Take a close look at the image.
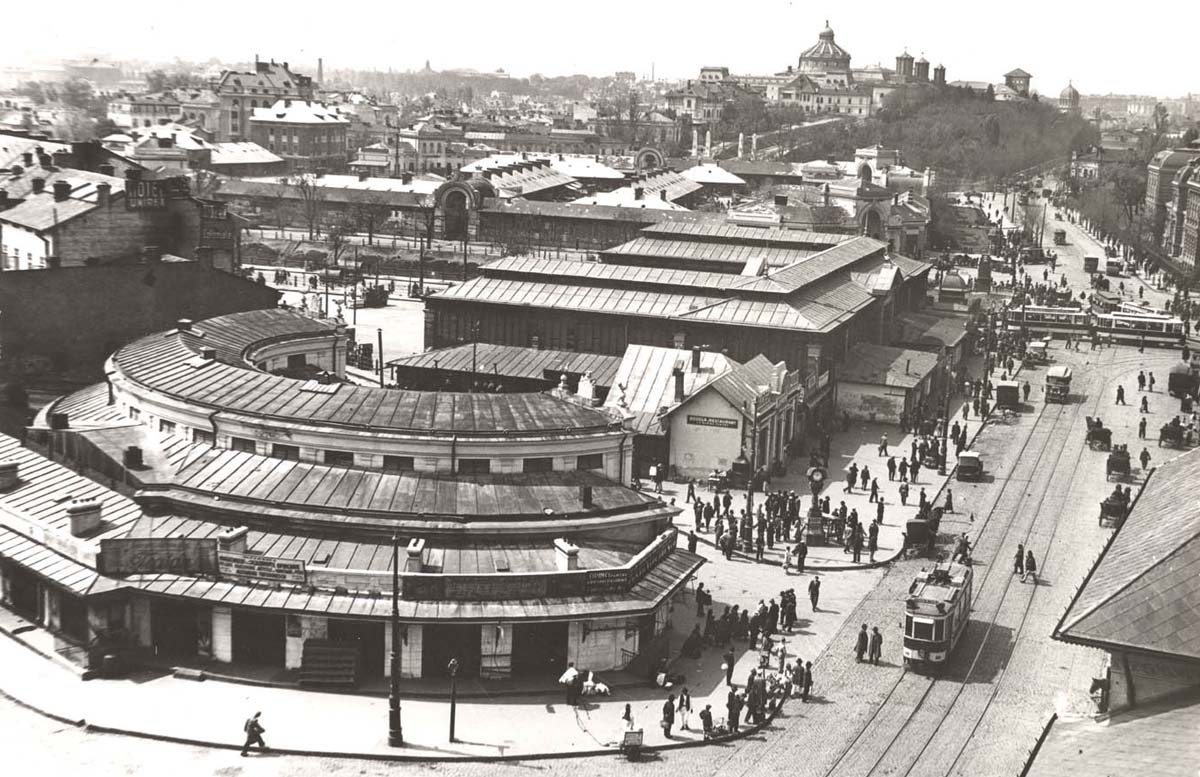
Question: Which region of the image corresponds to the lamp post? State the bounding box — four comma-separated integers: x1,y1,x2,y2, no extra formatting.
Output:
447,657,460,742
387,533,403,746
938,358,952,476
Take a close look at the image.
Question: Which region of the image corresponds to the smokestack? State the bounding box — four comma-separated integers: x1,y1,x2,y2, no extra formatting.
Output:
691,346,701,373
52,180,72,202
318,57,324,84
673,366,685,402
31,177,45,194
21,152,33,167
96,182,111,207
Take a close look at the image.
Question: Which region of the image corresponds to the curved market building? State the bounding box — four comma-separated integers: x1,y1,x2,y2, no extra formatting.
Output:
0,309,700,682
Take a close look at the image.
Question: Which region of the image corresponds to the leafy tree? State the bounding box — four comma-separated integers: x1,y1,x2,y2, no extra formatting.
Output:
16,81,47,104
1183,126,1199,146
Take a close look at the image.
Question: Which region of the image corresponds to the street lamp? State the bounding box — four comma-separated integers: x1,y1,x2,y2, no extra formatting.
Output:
447,657,460,742
387,533,403,746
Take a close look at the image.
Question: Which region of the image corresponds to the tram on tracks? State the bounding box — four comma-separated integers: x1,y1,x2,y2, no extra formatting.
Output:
1004,305,1184,347
1004,306,1091,338
1094,311,1185,346
903,562,973,669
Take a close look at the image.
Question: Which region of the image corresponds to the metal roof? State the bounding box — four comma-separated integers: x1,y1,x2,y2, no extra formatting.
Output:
604,345,737,435
112,310,618,437
838,343,940,388
481,255,737,291
388,343,622,388
602,236,818,269
107,548,702,622
639,221,849,248
1055,447,1200,661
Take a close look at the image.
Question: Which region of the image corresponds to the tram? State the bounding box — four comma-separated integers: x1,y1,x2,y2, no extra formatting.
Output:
903,562,973,669
1005,306,1091,338
1093,311,1185,347
1089,289,1122,315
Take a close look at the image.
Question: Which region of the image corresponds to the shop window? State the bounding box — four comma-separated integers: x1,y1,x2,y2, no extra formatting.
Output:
458,458,491,475
383,455,414,473
324,450,355,467
523,457,553,473
272,444,300,461
577,453,604,471
230,437,257,453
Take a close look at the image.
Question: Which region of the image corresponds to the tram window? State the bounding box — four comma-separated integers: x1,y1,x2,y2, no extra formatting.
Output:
934,620,946,642
912,621,934,641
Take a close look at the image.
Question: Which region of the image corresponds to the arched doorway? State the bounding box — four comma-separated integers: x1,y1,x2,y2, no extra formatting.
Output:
863,209,884,240
858,164,873,185
443,190,468,240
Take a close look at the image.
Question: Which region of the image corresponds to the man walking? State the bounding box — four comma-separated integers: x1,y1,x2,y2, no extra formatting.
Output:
661,694,676,739
796,538,808,574
723,649,736,686
898,457,909,482
808,576,821,611
887,456,897,481
1138,416,1147,439
878,433,889,457
802,661,814,702
241,712,268,757
1140,447,1152,471
1116,385,1126,405
869,626,883,665
855,624,869,662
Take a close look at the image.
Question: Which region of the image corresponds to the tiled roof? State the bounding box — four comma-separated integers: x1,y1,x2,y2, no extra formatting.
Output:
0,195,95,231
1054,446,1200,661
1024,690,1200,777
250,100,347,125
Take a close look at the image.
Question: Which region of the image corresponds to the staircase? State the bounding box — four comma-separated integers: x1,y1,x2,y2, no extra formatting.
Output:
299,639,360,688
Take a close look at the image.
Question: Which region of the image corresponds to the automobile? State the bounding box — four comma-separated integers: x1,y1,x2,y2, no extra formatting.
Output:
1053,229,1067,245
1045,365,1072,402
1024,340,1050,366
995,380,1022,409
1084,256,1100,273
956,451,984,481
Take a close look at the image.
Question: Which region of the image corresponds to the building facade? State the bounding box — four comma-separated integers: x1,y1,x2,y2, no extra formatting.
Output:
213,59,315,142
248,100,349,173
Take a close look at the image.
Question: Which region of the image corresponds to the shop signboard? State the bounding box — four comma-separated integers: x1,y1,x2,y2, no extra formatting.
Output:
686,414,738,429
98,537,219,575
217,550,307,585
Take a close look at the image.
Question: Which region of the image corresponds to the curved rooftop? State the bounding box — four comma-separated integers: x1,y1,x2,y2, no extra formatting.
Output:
109,309,620,437
799,21,851,69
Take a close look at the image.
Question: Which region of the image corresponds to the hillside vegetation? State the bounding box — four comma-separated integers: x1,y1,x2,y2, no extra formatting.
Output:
788,86,1099,185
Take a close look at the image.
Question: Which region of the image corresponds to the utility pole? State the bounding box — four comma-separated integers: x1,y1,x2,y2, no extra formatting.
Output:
387,534,403,746
746,395,760,520
377,328,385,387
447,658,460,742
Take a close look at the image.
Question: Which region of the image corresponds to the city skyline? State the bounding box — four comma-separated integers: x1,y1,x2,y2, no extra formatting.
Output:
3,0,1199,98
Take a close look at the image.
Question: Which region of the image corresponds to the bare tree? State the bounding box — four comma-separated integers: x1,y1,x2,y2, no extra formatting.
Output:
292,174,325,240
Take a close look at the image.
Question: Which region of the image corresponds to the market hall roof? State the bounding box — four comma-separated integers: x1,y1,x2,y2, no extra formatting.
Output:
1054,446,1200,662
605,345,737,435
799,21,852,65
110,309,621,437
389,343,623,389
602,236,822,271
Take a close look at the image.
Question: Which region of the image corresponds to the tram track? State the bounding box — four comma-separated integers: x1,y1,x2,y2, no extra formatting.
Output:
820,344,1132,777
817,392,1074,777
854,349,1116,777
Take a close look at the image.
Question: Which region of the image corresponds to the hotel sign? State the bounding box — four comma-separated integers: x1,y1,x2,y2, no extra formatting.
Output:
218,550,307,586
686,415,739,429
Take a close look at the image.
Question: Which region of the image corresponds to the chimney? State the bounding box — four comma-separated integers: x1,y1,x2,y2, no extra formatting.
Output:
49,412,69,430
123,446,144,468
21,152,33,166
96,182,111,207
553,538,580,571
0,189,7,209
67,500,104,537
405,538,425,572
217,526,249,553
401,172,413,184
577,371,595,403
98,163,115,177
0,460,19,490
31,177,45,194
9,165,22,177
53,180,72,202
51,149,72,168
358,170,369,181
201,347,217,360
37,152,52,168
176,318,193,331
660,189,668,201
905,359,911,375
579,485,594,509
673,366,685,402
633,185,643,200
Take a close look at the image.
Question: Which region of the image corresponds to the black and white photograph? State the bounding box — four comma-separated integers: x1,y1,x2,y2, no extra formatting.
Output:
0,2,1196,775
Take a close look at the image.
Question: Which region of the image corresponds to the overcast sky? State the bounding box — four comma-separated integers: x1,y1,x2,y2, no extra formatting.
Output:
6,0,1197,97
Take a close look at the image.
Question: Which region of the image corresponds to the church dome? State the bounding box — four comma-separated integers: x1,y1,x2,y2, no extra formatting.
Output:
799,20,852,72
1060,81,1079,100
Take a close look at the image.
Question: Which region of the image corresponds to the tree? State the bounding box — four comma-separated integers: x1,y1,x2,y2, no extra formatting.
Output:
291,174,325,240
146,69,169,93
984,84,995,101
16,81,47,104
1183,126,1199,147
60,78,95,111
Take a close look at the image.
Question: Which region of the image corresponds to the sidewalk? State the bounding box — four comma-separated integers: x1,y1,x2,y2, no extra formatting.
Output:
666,409,981,572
